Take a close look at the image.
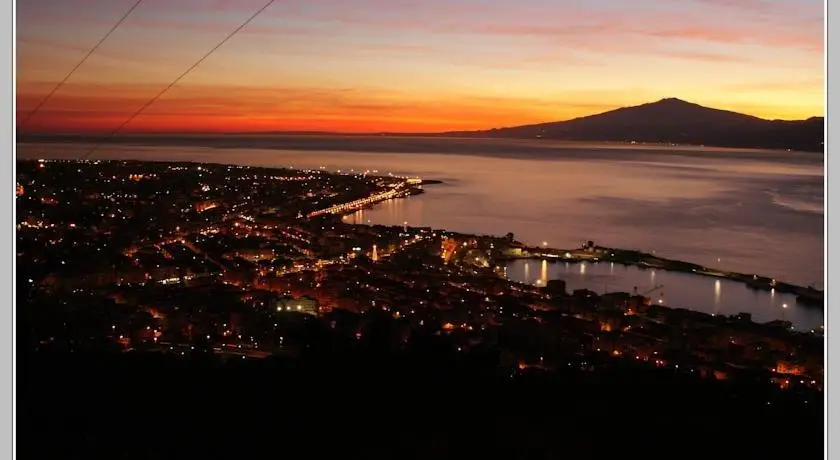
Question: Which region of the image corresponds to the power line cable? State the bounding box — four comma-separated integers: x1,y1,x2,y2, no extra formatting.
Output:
18,0,145,129
80,0,277,160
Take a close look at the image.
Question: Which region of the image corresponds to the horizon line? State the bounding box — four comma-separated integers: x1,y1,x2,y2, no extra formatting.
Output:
14,97,824,137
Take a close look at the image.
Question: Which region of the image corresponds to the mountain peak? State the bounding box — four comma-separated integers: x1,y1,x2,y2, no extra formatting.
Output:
455,97,824,152
610,98,708,115
611,97,743,121
653,97,692,106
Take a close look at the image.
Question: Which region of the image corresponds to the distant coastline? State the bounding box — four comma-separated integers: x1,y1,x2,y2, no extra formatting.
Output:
15,134,823,156
16,98,825,153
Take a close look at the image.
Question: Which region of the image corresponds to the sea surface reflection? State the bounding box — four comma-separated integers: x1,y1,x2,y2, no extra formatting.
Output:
505,259,823,331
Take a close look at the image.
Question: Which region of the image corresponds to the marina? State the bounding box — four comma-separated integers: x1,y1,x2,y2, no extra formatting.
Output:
504,258,823,331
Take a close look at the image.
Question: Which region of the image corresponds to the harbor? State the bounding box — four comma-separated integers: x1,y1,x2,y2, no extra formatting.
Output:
504,257,823,331
436,235,823,331
493,241,824,309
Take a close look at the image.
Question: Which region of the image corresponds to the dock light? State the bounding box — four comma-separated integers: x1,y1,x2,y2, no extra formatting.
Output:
542,241,548,247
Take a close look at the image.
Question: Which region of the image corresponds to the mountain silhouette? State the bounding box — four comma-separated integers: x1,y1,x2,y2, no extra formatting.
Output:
445,98,824,152
18,98,823,152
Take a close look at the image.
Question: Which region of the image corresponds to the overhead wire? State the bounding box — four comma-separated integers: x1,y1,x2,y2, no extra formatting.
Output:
18,0,145,129
80,0,278,161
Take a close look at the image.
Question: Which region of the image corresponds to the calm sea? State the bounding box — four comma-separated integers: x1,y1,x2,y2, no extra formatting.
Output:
17,136,824,328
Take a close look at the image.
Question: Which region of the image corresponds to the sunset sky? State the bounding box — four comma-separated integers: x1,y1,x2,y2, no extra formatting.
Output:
16,0,825,134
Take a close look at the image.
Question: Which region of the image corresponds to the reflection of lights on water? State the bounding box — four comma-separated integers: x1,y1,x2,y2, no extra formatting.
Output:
713,280,721,315
524,262,530,281
540,260,548,285
610,262,614,274
580,263,586,275
650,270,656,282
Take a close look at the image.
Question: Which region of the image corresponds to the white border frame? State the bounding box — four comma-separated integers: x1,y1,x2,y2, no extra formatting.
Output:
4,0,14,458
825,0,835,458
3,0,833,459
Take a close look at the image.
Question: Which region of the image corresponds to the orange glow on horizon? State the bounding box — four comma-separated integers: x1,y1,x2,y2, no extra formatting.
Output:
15,0,824,134
15,83,823,134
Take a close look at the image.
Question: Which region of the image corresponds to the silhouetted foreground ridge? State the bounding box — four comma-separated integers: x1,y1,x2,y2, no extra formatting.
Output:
21,342,822,460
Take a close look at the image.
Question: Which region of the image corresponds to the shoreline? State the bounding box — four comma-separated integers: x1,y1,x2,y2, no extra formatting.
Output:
16,158,821,309
321,178,443,217
326,179,822,310
357,223,823,331
17,134,824,154
340,180,821,309
370,220,822,310
338,178,822,310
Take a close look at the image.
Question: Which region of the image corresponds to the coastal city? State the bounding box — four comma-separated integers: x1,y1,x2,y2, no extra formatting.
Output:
17,159,823,400
13,0,827,456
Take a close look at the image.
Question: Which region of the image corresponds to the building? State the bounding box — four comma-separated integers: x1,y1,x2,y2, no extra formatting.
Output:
545,279,567,296
776,360,806,376
194,200,219,213
276,295,319,316
228,248,275,262
441,237,459,263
